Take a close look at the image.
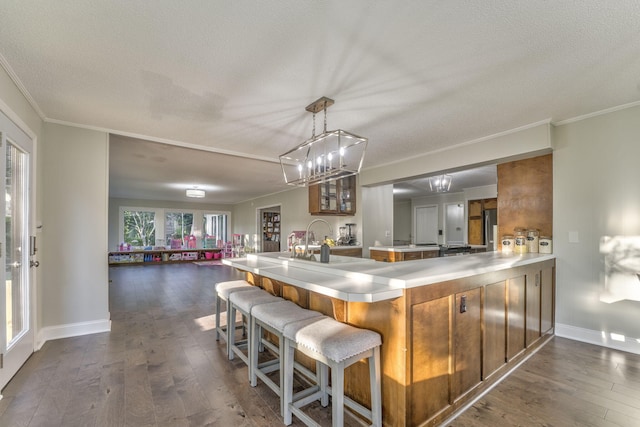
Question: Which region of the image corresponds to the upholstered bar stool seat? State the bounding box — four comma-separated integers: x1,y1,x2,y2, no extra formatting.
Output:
249,300,323,415
282,316,382,427
215,280,254,345
227,288,282,366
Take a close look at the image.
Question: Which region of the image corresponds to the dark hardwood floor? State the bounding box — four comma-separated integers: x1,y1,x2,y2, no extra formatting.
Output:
0,264,638,426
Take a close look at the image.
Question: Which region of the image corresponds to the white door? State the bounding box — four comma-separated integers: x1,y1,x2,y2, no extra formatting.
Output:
0,111,34,391
415,205,438,244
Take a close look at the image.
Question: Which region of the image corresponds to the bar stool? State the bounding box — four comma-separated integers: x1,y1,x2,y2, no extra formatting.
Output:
282,316,382,427
215,280,254,346
249,300,323,416
227,288,282,368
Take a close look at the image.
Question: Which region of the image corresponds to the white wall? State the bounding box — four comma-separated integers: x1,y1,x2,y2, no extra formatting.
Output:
393,200,412,244
362,185,394,257
553,105,640,353
39,123,111,345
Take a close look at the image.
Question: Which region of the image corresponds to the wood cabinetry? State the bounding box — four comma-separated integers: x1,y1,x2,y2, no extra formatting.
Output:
309,176,356,215
246,257,555,426
468,198,497,245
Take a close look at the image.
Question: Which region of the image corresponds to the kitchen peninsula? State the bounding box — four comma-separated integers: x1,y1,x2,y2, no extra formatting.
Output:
223,251,555,426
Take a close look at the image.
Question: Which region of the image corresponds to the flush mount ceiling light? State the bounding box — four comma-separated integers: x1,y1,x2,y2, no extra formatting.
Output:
186,187,205,198
279,96,368,186
429,174,452,192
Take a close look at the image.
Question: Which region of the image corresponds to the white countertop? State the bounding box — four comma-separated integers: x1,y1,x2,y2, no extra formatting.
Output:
223,251,555,303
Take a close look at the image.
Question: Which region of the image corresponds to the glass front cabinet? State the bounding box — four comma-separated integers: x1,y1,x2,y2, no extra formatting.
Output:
308,176,356,216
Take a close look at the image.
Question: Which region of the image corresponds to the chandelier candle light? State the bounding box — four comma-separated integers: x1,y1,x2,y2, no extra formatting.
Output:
279,97,368,186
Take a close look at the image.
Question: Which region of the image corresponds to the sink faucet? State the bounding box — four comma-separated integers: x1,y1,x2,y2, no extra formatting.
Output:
300,219,333,260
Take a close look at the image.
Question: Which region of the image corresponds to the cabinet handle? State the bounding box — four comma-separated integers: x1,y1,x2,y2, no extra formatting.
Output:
460,295,467,313
536,273,539,286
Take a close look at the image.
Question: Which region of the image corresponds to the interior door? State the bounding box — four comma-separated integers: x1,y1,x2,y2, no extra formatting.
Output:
0,111,34,391
415,205,438,244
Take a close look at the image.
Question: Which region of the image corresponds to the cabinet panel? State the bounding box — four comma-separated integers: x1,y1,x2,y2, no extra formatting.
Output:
468,200,483,217
541,266,554,334
411,296,452,425
403,251,422,261
507,275,526,360
468,219,483,245
526,271,542,347
483,281,506,379
422,250,439,259
453,288,482,400
369,250,389,262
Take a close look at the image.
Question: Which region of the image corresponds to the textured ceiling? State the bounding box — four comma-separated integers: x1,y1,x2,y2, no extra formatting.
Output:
1,1,639,203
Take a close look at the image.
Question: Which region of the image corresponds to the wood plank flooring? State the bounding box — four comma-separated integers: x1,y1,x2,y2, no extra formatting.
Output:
0,263,638,426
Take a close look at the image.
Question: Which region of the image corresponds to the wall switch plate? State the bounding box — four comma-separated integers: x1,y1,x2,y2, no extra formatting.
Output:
385,230,391,237
569,231,580,243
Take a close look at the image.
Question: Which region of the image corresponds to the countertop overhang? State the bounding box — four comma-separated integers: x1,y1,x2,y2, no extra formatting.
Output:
223,251,555,303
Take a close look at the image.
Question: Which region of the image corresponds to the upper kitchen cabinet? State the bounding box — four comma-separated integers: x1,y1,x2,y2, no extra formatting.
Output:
309,176,356,215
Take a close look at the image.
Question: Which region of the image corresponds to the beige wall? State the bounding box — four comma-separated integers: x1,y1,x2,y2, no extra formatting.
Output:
553,105,640,352
40,123,110,341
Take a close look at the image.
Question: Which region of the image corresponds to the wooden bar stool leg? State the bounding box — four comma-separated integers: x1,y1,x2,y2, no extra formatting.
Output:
331,360,345,427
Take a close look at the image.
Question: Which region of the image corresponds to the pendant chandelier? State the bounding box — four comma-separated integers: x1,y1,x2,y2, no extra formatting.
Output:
279,97,367,186
429,174,452,192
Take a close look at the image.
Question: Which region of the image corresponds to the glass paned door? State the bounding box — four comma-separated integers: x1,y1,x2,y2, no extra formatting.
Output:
0,111,33,392
5,140,27,344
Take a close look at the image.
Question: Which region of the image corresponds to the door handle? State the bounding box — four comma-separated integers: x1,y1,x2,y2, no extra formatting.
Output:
30,260,39,268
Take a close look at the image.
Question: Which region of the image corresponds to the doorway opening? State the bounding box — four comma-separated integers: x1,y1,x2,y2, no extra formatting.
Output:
258,205,281,252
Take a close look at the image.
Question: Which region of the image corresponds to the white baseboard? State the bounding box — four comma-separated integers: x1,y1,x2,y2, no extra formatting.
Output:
36,318,111,350
555,323,640,355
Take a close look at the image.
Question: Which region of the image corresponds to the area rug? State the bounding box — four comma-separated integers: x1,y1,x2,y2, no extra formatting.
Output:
193,260,224,266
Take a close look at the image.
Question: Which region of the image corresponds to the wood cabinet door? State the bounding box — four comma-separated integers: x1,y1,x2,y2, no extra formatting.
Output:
468,218,483,245
526,271,542,347
403,251,422,261
453,288,482,400
369,250,389,262
483,281,506,379
468,200,483,217
507,275,526,360
422,250,439,258
411,296,452,425
483,198,497,209
540,266,554,335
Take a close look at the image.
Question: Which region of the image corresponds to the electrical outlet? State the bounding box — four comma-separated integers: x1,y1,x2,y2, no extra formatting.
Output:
385,230,391,237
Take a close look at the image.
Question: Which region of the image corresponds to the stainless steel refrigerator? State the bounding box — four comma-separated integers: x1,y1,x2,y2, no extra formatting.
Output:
484,208,498,251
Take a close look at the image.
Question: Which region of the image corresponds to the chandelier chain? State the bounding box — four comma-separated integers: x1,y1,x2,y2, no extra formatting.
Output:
323,100,328,133
312,112,316,138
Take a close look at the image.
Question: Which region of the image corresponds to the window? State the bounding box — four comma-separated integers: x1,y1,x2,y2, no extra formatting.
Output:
123,210,156,247
165,212,194,247
203,213,228,245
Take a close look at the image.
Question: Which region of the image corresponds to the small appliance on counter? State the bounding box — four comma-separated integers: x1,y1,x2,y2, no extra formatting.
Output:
336,223,358,246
